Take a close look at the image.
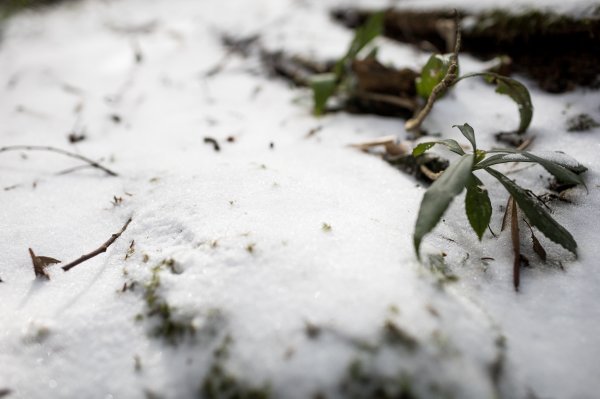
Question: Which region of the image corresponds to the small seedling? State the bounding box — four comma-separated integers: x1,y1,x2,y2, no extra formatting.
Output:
406,14,533,135
413,123,587,289
200,335,270,399
309,12,384,115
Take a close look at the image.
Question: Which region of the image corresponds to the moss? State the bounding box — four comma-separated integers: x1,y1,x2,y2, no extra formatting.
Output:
424,253,459,285
130,258,196,345
382,320,418,351
200,336,271,399
339,360,419,399
566,113,600,132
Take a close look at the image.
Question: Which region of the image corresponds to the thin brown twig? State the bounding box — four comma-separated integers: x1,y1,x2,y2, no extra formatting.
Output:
405,11,461,132
0,145,118,177
62,217,133,272
510,197,521,291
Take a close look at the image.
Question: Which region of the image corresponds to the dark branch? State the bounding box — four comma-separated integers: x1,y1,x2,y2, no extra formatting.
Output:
0,145,118,177
62,217,133,272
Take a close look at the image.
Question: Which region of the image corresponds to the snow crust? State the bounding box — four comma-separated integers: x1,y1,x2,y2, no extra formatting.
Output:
1,0,599,398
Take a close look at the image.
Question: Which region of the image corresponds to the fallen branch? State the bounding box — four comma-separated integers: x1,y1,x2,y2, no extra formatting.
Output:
62,217,133,272
405,11,461,132
0,145,118,177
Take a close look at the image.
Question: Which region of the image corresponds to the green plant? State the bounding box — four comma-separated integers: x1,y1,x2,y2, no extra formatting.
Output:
309,13,533,139
413,123,587,289
309,12,384,115
406,18,533,135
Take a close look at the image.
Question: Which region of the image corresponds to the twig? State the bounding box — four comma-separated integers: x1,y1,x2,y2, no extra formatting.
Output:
516,135,535,151
55,164,95,176
349,135,408,156
405,11,461,132
62,218,133,272
419,164,442,181
0,145,118,177
203,137,221,152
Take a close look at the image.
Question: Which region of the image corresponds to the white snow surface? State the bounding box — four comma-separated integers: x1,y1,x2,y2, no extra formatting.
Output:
1,0,599,398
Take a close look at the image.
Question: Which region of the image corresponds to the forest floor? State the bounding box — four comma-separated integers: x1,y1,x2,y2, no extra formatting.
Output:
1,0,599,398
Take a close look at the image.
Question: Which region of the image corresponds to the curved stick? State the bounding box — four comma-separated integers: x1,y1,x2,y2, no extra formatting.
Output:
0,145,118,177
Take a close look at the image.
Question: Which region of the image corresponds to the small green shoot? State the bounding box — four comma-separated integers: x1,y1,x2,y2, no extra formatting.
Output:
309,12,384,115
309,73,337,116
413,123,587,288
407,15,534,135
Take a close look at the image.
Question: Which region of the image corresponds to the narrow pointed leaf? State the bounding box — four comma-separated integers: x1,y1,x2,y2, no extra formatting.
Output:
526,226,547,262
465,174,492,240
455,72,533,134
309,73,337,116
334,11,384,78
474,153,520,169
520,151,586,187
453,124,477,152
414,154,474,257
412,139,465,157
476,150,588,174
485,168,577,254
476,150,586,186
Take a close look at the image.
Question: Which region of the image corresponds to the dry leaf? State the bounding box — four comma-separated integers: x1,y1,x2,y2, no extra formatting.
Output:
524,219,547,262
29,248,61,280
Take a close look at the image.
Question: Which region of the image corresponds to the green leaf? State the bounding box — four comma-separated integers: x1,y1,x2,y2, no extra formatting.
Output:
465,174,492,240
520,151,586,187
474,153,517,169
412,139,465,157
309,73,337,116
453,123,477,152
476,150,587,186
334,11,384,78
416,54,452,99
485,167,577,254
414,154,475,258
476,151,587,173
455,72,533,134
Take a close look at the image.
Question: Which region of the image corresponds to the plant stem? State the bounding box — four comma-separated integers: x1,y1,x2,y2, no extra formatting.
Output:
510,197,521,291
0,145,118,177
405,11,461,132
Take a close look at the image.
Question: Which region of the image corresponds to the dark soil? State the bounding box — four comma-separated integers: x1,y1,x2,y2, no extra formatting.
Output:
331,8,600,93
260,50,417,118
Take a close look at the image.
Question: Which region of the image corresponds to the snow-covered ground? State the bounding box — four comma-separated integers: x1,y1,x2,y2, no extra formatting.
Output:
1,1,599,398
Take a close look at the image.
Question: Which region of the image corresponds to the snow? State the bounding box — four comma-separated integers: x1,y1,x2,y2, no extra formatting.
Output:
1,0,599,398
